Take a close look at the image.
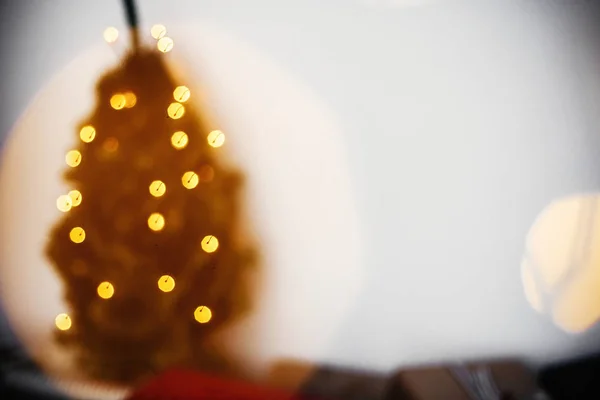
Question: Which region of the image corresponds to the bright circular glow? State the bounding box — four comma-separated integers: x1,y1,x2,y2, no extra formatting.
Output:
103,27,119,43
124,92,137,108
68,190,82,207
148,212,165,232
151,24,167,40
173,86,191,103
55,313,72,331
201,235,219,253
149,180,166,197
97,281,114,299
56,195,72,212
79,125,96,143
110,94,126,110
207,130,225,148
167,102,185,119
157,36,174,53
65,150,82,167
181,171,199,189
69,227,85,243
171,131,188,149
194,306,212,324
158,275,175,292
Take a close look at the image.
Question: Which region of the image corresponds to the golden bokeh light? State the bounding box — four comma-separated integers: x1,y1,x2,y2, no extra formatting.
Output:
149,180,166,197
207,130,225,148
97,281,115,299
103,27,119,43
201,235,219,253
68,190,82,207
173,86,191,103
124,91,137,108
181,171,199,189
103,137,119,152
56,195,73,212
110,93,126,110
79,125,96,143
171,131,188,149
148,212,165,231
194,306,212,324
151,24,167,40
157,36,174,53
198,165,214,182
158,275,175,292
167,102,185,119
69,227,86,243
55,313,72,331
65,150,82,167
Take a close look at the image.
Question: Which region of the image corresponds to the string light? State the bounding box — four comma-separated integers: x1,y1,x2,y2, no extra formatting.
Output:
110,94,126,110
69,227,86,243
65,150,82,167
181,171,199,189
198,165,214,182
157,36,174,53
79,125,96,143
207,130,225,148
149,180,166,197
103,27,119,43
201,235,219,253
97,281,114,299
173,86,191,103
124,91,137,108
56,195,73,212
68,190,82,207
158,275,175,292
167,102,185,119
151,24,167,40
103,137,119,152
55,313,72,331
171,131,188,149
194,306,212,324
148,212,165,231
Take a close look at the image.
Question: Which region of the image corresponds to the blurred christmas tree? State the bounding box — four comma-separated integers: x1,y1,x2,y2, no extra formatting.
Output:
45,28,256,384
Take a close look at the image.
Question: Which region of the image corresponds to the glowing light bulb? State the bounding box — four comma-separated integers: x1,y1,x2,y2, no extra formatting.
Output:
97,281,114,299
173,86,191,103
181,171,199,189
198,165,214,182
103,27,119,43
167,102,185,119
171,131,188,149
55,313,72,331
148,212,165,231
201,235,219,253
69,227,86,243
79,125,96,143
56,195,73,212
65,150,82,167
124,91,137,108
207,130,225,148
194,306,212,324
157,36,174,53
158,275,175,292
110,93,126,110
151,24,167,40
149,180,166,197
68,190,82,207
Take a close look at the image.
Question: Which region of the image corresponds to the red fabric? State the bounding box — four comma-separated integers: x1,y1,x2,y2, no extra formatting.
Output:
127,369,309,400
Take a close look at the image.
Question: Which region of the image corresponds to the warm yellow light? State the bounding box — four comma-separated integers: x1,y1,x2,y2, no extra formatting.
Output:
79,125,96,143
157,36,174,53
199,165,214,182
151,24,167,40
56,195,73,212
171,131,188,149
207,130,225,148
201,235,219,253
149,180,166,197
97,281,115,299
110,93,126,110
69,227,86,243
55,313,72,331
124,91,137,108
158,275,175,292
65,150,82,167
194,306,212,324
181,171,199,189
68,190,82,207
103,27,119,43
173,86,191,103
167,102,185,119
148,212,165,231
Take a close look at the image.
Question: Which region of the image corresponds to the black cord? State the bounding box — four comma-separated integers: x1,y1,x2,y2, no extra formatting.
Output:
122,0,140,50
